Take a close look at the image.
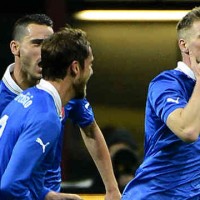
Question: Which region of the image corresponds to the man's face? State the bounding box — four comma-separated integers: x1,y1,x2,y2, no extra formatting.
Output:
74,46,94,99
186,21,200,63
17,24,54,84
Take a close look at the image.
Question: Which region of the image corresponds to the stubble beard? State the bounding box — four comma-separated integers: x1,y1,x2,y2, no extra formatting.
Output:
73,82,86,99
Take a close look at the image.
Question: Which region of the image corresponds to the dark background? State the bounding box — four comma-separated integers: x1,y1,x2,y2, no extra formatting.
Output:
0,0,199,184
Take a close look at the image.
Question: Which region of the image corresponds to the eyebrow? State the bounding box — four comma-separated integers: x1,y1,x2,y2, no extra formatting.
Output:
30,38,44,44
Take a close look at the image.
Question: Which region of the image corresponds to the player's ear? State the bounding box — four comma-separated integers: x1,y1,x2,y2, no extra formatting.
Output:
179,39,189,54
69,60,80,77
10,40,20,56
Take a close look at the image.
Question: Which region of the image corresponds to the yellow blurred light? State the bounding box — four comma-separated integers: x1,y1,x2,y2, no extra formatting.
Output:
73,10,190,21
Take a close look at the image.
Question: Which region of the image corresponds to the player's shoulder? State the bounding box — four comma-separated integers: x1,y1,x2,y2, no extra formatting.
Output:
16,88,57,114
0,79,7,92
149,69,181,88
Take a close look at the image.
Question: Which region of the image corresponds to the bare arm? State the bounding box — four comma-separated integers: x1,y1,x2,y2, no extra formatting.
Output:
45,191,83,200
167,51,200,142
80,121,121,200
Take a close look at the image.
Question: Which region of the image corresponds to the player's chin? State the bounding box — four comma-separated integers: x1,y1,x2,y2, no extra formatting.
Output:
35,68,42,76
75,89,86,99
34,73,43,81
37,72,43,78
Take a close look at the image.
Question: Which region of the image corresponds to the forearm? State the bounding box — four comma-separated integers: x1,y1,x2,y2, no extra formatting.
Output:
45,191,83,200
80,122,119,192
167,79,200,142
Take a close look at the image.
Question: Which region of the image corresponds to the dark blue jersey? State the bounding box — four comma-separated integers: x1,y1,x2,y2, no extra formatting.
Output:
122,62,200,200
0,79,62,199
0,64,95,192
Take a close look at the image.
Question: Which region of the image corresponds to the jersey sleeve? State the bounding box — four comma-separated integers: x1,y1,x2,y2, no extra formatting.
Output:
0,115,60,200
148,74,187,123
65,98,95,128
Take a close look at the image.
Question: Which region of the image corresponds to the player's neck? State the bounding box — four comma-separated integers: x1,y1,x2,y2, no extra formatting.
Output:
12,67,38,90
48,79,74,107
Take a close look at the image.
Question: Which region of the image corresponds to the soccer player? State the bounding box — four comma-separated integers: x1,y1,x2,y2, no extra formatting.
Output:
0,14,121,200
121,6,200,199
0,25,94,199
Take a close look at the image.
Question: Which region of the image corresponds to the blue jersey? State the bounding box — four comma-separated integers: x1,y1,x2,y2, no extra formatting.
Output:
0,64,95,192
122,62,200,200
0,79,62,200
0,64,22,114
44,99,95,191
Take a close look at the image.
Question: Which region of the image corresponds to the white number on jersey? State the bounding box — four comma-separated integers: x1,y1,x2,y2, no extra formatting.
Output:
0,115,9,138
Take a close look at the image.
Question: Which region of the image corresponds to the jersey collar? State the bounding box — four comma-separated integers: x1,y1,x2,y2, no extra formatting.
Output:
175,61,196,81
36,79,62,117
2,63,23,95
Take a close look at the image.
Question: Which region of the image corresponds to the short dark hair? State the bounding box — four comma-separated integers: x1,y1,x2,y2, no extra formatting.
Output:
40,25,91,80
176,6,200,40
12,13,53,41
